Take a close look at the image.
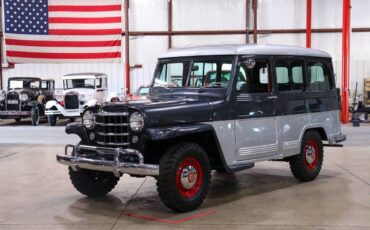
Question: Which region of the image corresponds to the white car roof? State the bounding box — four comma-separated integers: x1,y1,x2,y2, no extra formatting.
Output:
62,72,107,80
161,44,331,59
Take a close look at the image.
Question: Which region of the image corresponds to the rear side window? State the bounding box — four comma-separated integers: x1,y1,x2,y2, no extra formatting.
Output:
275,59,305,91
308,61,332,92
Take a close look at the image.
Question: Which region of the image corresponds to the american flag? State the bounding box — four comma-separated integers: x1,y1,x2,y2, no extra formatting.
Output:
4,0,122,63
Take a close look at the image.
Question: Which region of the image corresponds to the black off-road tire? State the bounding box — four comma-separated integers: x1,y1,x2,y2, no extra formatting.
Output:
289,131,323,182
68,167,119,197
69,117,76,122
157,143,211,213
14,118,21,122
31,107,39,126
48,115,57,126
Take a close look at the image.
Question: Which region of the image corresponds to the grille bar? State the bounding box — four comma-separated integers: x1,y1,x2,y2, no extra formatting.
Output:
95,111,129,147
96,122,128,126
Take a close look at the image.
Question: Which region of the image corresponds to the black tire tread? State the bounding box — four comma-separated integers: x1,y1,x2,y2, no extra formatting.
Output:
156,143,211,213
69,167,119,197
289,131,324,182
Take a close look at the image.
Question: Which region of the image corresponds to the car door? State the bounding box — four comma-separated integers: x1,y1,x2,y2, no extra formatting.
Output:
95,77,106,103
234,57,280,162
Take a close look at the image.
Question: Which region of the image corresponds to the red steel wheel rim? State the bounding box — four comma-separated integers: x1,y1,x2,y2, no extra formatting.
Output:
175,157,203,198
304,139,319,170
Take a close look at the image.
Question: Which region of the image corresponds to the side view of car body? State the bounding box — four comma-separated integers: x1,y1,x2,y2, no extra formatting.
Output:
0,77,54,125
57,45,346,212
45,73,108,126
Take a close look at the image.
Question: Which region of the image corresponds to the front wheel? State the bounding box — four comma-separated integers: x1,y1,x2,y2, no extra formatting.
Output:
48,115,57,126
289,131,323,182
31,107,39,126
69,117,76,122
14,118,21,122
157,143,211,212
69,167,119,197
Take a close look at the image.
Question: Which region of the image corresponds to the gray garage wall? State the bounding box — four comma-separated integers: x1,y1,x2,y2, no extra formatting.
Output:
2,0,370,100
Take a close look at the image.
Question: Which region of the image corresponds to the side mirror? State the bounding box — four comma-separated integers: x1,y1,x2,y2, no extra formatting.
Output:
191,65,199,72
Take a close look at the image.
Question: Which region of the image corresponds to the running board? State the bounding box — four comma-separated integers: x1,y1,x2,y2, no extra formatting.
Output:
229,163,255,172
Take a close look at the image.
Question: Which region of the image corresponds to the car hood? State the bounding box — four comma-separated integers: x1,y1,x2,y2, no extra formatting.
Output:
104,89,226,127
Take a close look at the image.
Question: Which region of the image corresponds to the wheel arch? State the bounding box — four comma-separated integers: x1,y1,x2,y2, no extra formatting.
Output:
302,126,328,141
145,125,230,172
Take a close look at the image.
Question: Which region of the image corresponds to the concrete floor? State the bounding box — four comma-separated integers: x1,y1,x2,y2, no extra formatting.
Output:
0,119,370,229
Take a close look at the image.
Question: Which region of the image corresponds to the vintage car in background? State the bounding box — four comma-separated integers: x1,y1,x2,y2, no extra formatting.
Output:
0,77,54,125
111,85,151,102
45,73,108,126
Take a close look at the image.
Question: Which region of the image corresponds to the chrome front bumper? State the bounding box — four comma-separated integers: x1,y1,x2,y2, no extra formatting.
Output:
0,110,31,116
56,144,159,177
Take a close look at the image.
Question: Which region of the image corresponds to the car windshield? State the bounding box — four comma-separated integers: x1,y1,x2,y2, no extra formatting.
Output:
137,87,150,95
63,78,95,89
8,79,40,89
153,58,234,89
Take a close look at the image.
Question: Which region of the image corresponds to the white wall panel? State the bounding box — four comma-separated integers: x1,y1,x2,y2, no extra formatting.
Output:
173,35,246,48
129,0,168,31
258,0,305,30
173,0,245,31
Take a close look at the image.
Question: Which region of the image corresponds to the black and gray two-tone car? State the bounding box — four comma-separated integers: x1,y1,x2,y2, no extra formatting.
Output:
0,77,54,125
57,45,346,212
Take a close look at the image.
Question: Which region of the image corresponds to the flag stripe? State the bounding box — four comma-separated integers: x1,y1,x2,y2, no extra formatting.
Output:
7,51,121,59
49,17,121,23
49,29,122,35
7,57,121,63
5,34,121,41
49,23,122,30
7,45,121,53
48,5,121,12
49,11,122,18
48,0,121,6
5,39,121,47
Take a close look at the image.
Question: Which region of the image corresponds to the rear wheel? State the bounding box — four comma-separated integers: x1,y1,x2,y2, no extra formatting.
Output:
31,107,39,126
69,117,76,122
14,118,21,122
289,131,323,182
48,115,57,126
69,167,119,197
157,143,211,212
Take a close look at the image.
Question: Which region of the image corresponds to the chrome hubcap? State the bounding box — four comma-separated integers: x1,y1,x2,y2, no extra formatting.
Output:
305,145,316,164
180,165,198,190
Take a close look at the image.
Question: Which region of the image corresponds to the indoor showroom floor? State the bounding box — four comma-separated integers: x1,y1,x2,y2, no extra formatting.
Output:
0,119,369,230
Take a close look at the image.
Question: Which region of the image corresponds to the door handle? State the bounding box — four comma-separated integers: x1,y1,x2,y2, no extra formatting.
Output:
267,95,278,100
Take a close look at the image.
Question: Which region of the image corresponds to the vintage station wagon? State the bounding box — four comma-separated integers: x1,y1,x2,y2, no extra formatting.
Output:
57,45,346,212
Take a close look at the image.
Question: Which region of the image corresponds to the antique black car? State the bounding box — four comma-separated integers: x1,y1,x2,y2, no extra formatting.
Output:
0,77,53,125
57,45,346,212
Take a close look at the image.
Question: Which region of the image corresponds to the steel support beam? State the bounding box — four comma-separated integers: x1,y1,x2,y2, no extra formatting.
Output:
306,0,312,48
168,0,173,48
253,0,257,43
124,0,130,95
246,0,250,43
341,0,351,123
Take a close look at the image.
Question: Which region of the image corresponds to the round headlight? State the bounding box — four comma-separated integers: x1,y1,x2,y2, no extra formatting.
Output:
79,94,86,101
0,94,5,101
82,110,95,129
129,112,144,132
55,94,63,102
20,94,28,101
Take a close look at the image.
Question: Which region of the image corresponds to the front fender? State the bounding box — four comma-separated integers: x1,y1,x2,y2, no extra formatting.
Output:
46,100,58,109
146,123,214,140
65,122,90,144
86,99,98,108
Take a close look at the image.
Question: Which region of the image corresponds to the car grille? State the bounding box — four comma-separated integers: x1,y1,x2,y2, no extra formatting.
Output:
64,94,79,109
6,92,19,111
95,112,130,146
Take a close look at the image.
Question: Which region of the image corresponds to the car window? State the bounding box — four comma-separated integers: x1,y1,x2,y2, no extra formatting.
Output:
155,62,184,87
275,59,305,92
41,81,48,90
189,60,233,88
96,78,102,88
237,59,271,93
308,61,331,92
